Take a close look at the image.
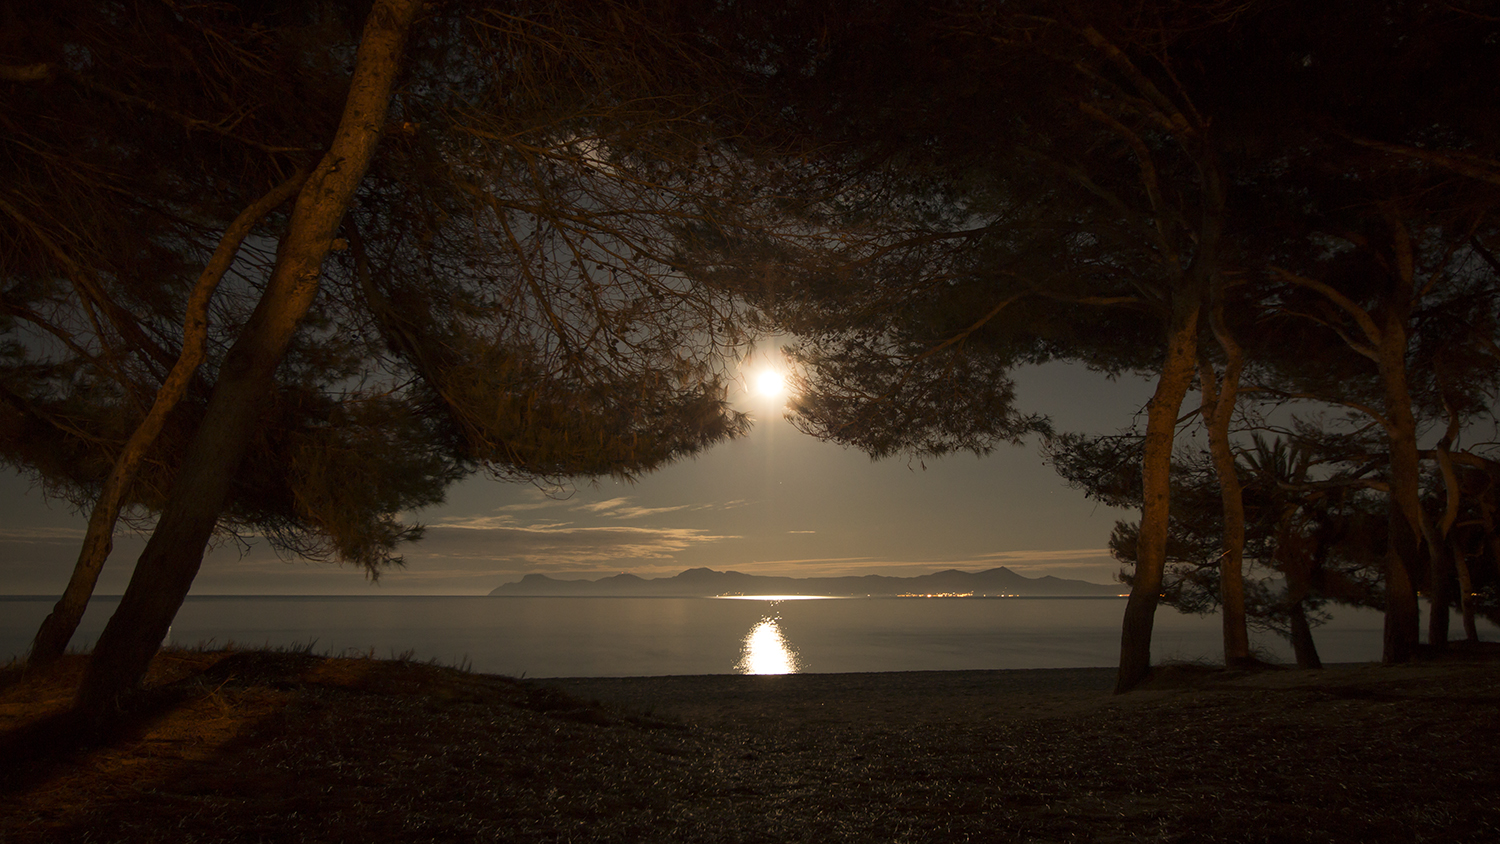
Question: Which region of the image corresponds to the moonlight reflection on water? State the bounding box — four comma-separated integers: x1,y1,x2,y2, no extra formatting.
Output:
736,616,800,674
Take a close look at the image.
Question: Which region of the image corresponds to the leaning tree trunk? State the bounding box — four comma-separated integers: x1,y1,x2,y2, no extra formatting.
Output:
1376,279,1424,664
28,172,306,668
74,0,420,716
1431,401,1479,644
1272,212,1427,663
1117,290,1201,693
1198,291,1250,667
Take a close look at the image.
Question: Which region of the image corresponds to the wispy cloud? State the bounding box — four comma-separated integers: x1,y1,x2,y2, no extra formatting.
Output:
786,530,816,534
0,526,87,542
998,558,1121,574
414,523,737,570
566,496,745,520
575,497,632,513
432,514,522,529
726,549,1118,580
611,504,696,519
748,555,875,565
493,501,562,513
974,548,1111,562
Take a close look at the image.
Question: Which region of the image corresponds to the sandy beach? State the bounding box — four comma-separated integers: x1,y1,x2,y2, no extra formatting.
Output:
3,649,1498,842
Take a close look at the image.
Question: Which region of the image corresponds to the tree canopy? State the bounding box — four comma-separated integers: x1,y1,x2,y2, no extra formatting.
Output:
2,0,785,708
7,0,1500,704
702,0,1500,687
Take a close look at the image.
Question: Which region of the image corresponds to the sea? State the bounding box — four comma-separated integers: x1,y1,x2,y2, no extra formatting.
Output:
3,595,1495,678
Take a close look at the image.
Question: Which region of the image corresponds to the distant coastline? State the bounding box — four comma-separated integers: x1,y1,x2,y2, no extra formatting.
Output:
488,566,1125,598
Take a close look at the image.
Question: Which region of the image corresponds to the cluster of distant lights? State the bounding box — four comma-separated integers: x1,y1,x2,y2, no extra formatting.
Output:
897,592,988,598
718,592,1077,599
716,592,1133,599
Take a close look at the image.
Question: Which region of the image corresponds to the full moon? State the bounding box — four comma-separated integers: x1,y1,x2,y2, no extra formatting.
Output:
754,369,785,398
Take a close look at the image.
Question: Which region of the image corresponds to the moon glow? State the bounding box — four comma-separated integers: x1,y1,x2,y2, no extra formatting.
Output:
754,369,785,398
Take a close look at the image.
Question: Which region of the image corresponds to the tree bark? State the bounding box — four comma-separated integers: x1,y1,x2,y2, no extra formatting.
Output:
1287,597,1323,669
1430,398,1476,645
74,0,421,715
1375,232,1424,664
1276,217,1425,664
1198,292,1251,667
1456,544,1479,642
1116,289,1201,693
28,172,306,668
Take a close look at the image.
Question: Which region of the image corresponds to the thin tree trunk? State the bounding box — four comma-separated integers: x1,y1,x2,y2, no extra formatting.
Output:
1431,395,1476,645
1424,497,1453,649
1427,561,1452,648
1272,213,1425,663
74,0,420,716
1455,544,1479,642
1474,495,1500,644
1287,597,1323,669
1380,367,1424,663
1198,291,1250,667
1117,290,1201,693
1377,253,1423,664
28,172,306,668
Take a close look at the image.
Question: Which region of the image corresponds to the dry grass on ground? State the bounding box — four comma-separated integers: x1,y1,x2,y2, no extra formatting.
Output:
2,647,1498,843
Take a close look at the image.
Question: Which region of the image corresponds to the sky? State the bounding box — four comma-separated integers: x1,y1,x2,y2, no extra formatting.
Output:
0,360,1157,596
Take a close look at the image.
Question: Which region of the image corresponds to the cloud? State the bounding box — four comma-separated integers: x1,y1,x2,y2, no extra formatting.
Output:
0,526,87,542
575,497,631,513
565,496,743,520
997,558,1120,574
610,504,696,519
432,514,524,529
786,530,816,534
723,549,1119,581
412,523,737,571
974,548,1111,562
493,501,562,513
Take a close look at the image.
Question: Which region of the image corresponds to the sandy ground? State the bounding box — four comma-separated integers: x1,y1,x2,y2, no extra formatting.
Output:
544,658,1493,724
544,666,1122,725
2,648,1498,842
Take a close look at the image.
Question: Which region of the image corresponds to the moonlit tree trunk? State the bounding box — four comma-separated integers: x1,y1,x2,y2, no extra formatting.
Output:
1375,246,1424,664
28,173,306,668
75,0,421,715
1117,290,1201,693
1272,217,1425,665
1429,400,1479,645
1198,292,1251,667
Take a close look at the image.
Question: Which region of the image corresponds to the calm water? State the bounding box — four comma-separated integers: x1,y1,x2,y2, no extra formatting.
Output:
3,595,1493,677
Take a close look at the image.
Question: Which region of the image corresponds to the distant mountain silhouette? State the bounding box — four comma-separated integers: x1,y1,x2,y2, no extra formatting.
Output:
488,566,1123,597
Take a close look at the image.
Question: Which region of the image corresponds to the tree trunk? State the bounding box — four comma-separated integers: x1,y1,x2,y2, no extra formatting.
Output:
1456,544,1479,642
1426,533,1452,649
1117,290,1201,693
1473,498,1500,645
1198,292,1250,667
74,0,420,716
1431,404,1475,645
1377,304,1423,664
1287,597,1323,669
28,172,306,668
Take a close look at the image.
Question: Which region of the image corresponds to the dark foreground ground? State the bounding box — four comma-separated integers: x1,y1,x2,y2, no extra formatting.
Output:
1,647,1498,843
